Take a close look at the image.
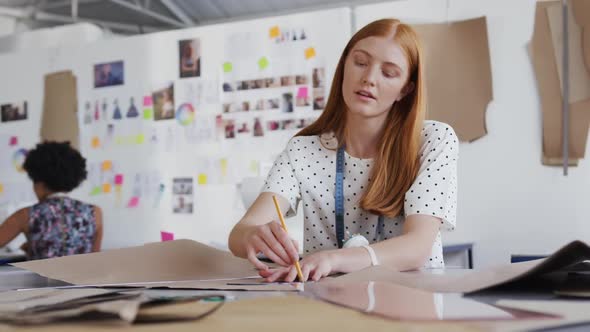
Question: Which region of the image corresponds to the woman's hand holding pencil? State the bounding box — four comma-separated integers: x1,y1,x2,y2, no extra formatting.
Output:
240,195,300,274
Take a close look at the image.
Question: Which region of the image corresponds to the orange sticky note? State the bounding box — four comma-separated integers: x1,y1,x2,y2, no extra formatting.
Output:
102,183,112,193
101,160,113,171
198,173,207,185
91,137,100,148
305,47,316,59
269,26,280,38
0,183,4,194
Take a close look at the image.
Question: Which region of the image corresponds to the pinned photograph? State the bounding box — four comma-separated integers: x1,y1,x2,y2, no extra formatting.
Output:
94,61,124,88
237,81,249,91
83,101,92,124
253,118,264,137
224,119,236,139
296,95,310,107
112,99,122,120
237,121,250,134
295,75,308,85
152,84,175,120
313,88,325,110
265,77,280,88
179,38,201,78
281,93,294,113
172,177,193,214
1,102,28,122
267,98,280,109
281,119,296,130
127,97,139,118
255,99,265,111
267,120,280,131
313,68,325,88
280,76,295,86
222,82,234,92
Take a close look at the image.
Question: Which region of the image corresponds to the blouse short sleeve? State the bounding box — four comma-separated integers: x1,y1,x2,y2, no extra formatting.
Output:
262,139,301,217
404,121,459,231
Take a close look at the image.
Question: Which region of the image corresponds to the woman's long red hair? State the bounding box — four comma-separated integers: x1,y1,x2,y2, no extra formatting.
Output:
296,19,426,218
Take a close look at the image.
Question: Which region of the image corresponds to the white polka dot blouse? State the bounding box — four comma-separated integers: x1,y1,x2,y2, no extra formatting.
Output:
263,120,458,268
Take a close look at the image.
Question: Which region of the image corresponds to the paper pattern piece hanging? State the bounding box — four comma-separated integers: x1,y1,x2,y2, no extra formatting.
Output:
531,0,590,165
41,71,79,150
413,17,493,142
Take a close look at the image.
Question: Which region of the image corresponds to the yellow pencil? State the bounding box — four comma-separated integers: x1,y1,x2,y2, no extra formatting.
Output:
272,195,304,282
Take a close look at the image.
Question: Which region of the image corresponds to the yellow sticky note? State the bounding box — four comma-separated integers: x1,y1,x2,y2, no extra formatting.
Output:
136,134,145,144
102,183,112,193
143,109,153,120
0,183,4,195
305,47,316,59
220,158,228,177
90,186,102,196
91,136,100,149
198,173,208,185
101,160,113,171
223,62,233,73
269,26,280,38
258,56,269,70
249,160,259,173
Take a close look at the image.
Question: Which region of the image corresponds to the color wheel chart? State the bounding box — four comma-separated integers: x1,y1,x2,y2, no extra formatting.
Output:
13,148,28,173
176,103,195,126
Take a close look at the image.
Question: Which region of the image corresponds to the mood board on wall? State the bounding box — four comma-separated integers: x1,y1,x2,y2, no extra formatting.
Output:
0,8,351,250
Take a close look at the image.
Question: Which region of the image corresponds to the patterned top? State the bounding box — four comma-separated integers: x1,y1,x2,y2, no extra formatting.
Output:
27,196,97,260
263,120,458,268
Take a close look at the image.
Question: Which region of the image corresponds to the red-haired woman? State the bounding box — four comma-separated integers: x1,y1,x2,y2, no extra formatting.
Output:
229,19,458,282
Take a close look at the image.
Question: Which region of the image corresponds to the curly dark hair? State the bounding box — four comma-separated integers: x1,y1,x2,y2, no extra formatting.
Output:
23,141,88,192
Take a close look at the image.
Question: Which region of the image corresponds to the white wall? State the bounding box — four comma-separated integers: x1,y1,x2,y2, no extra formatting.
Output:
356,0,590,267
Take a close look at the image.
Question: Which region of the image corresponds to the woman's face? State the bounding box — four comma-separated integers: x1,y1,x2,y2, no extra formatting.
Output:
342,36,412,119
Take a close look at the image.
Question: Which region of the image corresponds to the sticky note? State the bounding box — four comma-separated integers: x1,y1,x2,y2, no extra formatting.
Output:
223,62,233,73
91,136,100,149
161,231,174,242
102,183,112,193
114,174,124,185
249,160,259,174
198,173,207,185
143,109,153,120
90,186,102,196
220,158,228,176
127,196,140,208
101,160,113,171
9,136,17,146
136,134,145,144
0,183,4,194
305,47,316,59
297,86,308,98
258,56,269,70
143,96,152,106
269,25,280,38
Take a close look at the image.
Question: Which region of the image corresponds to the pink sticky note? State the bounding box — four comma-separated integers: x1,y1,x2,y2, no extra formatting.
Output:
9,136,18,146
160,231,174,242
143,96,153,106
127,196,140,208
297,86,308,98
114,174,124,185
